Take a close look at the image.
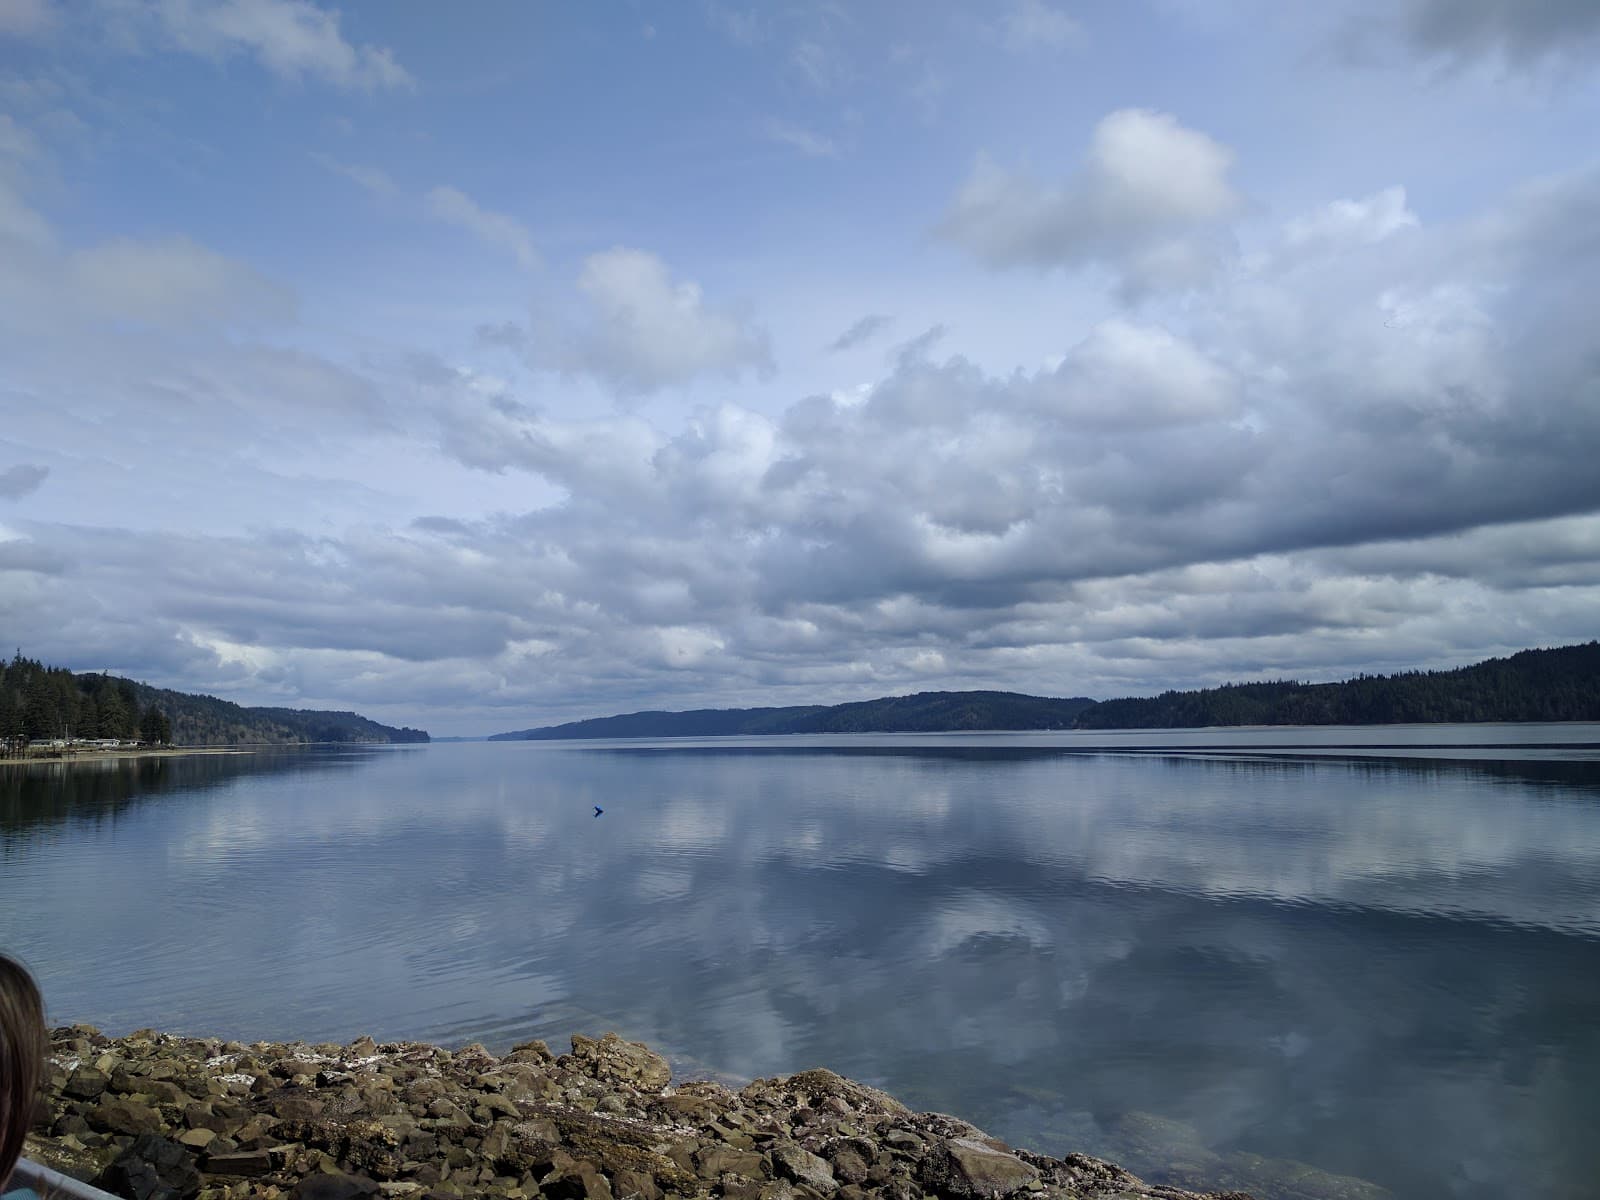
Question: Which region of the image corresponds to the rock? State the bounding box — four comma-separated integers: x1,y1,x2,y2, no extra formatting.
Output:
611,1168,663,1200
826,1146,869,1185
771,1143,836,1193
91,1097,164,1137
206,1150,275,1177
65,1066,111,1100
567,1034,672,1092
693,1144,766,1180
177,1128,217,1149
543,1162,614,1200
94,1133,203,1200
919,1138,1040,1200
292,1173,381,1200
273,1092,327,1122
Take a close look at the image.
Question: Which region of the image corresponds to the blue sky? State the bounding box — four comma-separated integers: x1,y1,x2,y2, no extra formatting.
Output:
2,0,1599,734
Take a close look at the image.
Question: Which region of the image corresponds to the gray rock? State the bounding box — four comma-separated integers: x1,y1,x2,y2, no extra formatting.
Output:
64,1066,110,1100
772,1142,836,1192
694,1144,766,1180
919,1137,1040,1199
94,1133,203,1200
90,1097,163,1137
568,1033,672,1091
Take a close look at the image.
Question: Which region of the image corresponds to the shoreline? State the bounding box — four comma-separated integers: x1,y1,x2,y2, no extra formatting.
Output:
26,1026,1270,1200
0,745,254,766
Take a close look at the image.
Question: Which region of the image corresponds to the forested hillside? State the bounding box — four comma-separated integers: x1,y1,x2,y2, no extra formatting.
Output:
492,690,1098,740
1076,642,1600,728
0,653,428,748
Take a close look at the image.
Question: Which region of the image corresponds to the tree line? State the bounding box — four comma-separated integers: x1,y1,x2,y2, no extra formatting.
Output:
1075,641,1600,729
1,653,172,750
1,651,428,751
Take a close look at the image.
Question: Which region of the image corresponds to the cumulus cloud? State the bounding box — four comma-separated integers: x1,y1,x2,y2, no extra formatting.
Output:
1032,320,1237,430
514,248,773,395
0,463,48,499
938,108,1240,297
829,314,893,352
1001,0,1082,52
1284,186,1420,248
423,185,538,270
146,0,412,90
6,99,1600,731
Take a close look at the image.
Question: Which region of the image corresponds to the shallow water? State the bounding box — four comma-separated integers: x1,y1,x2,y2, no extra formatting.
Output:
4,729,1599,1199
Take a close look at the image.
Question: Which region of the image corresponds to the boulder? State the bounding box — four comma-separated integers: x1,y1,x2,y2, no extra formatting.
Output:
90,1097,164,1137
567,1033,671,1092
293,1173,381,1200
64,1066,111,1100
919,1137,1040,1200
771,1142,836,1193
94,1133,203,1200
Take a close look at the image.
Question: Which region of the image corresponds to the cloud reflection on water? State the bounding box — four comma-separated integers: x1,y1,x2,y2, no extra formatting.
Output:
4,740,1600,1199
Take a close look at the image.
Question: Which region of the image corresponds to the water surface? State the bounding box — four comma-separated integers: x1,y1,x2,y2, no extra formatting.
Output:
4,729,1599,1200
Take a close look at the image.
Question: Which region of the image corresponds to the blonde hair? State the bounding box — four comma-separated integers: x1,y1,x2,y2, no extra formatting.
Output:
0,954,45,1190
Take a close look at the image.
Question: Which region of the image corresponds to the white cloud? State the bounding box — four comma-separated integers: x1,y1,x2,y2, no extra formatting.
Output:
765,120,837,158
424,185,538,270
0,114,38,158
1033,320,1238,430
939,108,1240,296
150,0,413,90
0,177,50,246
527,247,772,395
1285,186,1420,248
312,152,398,199
830,314,893,353
1002,0,1082,52
67,236,293,325
0,0,53,37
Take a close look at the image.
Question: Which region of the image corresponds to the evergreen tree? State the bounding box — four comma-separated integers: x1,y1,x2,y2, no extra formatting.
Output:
139,707,172,745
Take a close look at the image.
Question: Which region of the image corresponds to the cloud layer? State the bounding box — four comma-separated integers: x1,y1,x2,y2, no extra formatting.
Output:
1,7,1597,733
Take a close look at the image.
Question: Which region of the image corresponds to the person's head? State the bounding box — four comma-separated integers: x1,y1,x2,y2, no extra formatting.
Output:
0,954,45,1190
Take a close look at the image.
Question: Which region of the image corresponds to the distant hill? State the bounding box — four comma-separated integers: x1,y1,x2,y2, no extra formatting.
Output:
1075,641,1600,729
0,653,428,746
490,690,1098,741
491,642,1600,740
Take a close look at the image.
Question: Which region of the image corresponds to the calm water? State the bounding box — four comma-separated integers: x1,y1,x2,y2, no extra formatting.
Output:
4,730,1600,1200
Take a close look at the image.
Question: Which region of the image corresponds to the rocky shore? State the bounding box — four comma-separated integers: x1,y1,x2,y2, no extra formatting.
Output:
25,1026,1256,1200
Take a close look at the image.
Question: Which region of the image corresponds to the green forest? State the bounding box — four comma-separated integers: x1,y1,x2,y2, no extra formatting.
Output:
1075,641,1600,728
0,653,429,750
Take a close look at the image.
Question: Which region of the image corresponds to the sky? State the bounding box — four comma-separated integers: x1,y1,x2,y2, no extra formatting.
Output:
1,0,1599,736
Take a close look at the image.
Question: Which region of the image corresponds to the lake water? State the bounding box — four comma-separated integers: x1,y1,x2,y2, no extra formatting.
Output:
4,729,1600,1200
